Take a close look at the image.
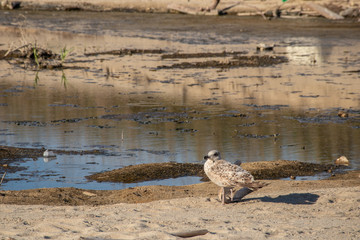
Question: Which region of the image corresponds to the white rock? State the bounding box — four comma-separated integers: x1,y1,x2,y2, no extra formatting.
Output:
43,149,56,157
335,156,349,166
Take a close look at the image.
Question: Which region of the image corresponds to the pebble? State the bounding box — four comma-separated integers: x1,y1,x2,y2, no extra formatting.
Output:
335,156,349,166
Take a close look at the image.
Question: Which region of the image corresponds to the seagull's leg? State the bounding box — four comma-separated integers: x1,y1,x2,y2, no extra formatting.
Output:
222,187,225,204
230,188,234,202
218,187,224,201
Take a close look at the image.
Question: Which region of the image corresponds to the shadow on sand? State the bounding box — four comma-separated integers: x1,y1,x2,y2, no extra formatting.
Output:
247,193,320,205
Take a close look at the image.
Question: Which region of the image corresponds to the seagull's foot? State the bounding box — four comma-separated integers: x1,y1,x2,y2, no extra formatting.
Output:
221,187,225,205
218,187,235,204
230,188,235,202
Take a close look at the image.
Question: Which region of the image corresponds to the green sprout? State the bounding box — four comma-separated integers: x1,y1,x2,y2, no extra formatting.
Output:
61,70,68,89
60,46,71,63
33,47,40,68
34,71,40,86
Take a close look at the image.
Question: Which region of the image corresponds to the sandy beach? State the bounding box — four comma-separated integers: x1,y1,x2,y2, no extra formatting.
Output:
1,171,360,239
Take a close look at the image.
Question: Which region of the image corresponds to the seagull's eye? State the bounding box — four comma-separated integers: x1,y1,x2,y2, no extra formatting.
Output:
213,152,218,157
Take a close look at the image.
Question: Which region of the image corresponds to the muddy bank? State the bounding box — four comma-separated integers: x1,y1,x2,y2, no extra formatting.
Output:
1,44,288,71
86,160,343,184
1,170,359,206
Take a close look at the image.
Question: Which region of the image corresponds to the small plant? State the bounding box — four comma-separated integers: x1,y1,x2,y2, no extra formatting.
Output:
60,46,71,63
61,70,68,89
33,47,40,68
34,71,40,86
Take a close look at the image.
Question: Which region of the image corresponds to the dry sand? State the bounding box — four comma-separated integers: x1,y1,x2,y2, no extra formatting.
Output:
1,172,360,239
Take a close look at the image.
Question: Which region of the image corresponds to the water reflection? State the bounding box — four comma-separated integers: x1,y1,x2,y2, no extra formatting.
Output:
0,12,359,190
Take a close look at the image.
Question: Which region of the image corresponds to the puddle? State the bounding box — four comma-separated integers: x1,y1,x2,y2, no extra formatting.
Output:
0,11,360,190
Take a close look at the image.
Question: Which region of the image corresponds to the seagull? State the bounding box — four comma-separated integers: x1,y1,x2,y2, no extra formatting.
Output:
204,150,265,204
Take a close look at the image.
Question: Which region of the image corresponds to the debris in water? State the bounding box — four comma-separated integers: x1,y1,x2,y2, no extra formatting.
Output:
256,43,274,51
43,150,56,158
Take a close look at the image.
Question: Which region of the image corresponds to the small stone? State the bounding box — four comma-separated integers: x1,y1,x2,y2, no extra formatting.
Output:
82,191,97,197
338,111,349,118
335,156,349,166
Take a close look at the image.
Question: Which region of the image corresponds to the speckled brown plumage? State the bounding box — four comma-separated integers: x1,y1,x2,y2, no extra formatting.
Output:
204,150,261,204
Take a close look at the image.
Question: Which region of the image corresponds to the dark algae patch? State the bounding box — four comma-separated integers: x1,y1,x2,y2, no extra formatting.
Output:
86,162,206,183
158,55,288,69
86,160,343,183
242,160,341,180
84,48,164,56
161,51,248,59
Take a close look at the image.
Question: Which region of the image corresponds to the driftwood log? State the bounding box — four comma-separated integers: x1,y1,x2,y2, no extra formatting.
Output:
167,3,219,15
306,3,344,20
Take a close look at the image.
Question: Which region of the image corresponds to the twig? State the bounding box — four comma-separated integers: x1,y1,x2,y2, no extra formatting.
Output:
0,172,6,186
4,43,32,57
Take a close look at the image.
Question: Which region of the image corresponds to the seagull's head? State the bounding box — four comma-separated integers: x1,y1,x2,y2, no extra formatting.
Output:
204,150,221,162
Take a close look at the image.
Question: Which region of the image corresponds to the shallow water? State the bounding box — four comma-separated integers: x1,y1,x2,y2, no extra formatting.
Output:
0,11,360,190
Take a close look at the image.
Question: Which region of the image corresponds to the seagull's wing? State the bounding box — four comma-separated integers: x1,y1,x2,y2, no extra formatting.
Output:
210,160,254,186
